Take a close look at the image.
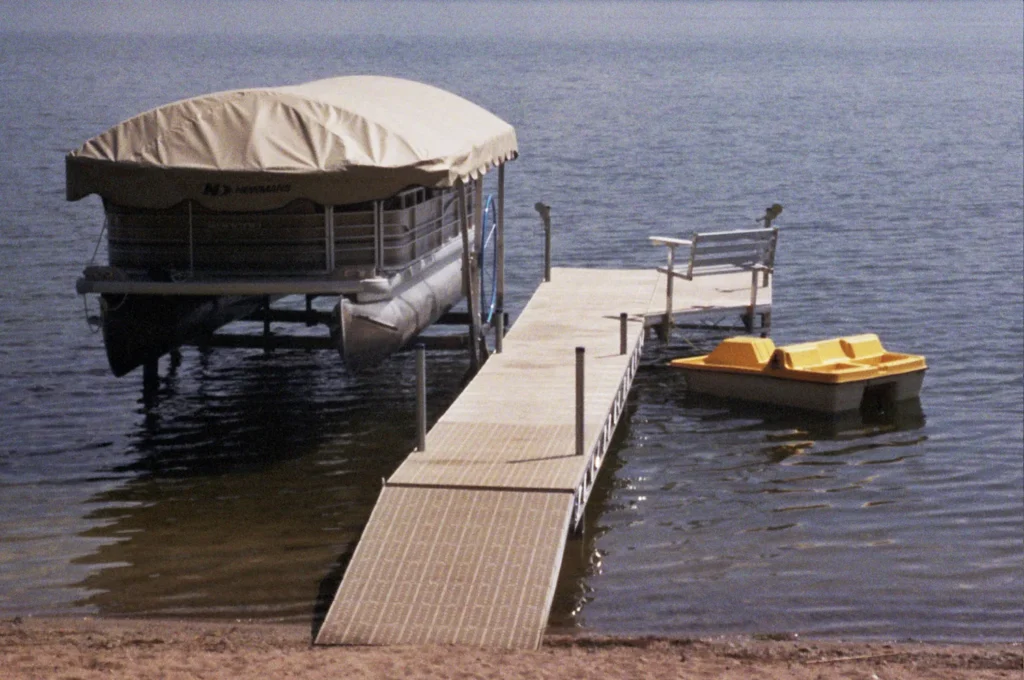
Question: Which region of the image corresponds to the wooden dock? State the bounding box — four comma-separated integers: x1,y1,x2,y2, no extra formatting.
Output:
316,267,769,649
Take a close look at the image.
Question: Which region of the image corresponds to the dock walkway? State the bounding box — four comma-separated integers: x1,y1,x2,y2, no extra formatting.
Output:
316,267,769,649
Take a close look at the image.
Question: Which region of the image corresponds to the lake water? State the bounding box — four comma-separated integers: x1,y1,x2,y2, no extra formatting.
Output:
0,1,1021,642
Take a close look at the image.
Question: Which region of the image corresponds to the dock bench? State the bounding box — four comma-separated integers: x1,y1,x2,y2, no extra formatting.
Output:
649,227,779,334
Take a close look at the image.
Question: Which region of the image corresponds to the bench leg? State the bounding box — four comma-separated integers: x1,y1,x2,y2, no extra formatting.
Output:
745,269,760,333
662,246,676,341
656,314,672,342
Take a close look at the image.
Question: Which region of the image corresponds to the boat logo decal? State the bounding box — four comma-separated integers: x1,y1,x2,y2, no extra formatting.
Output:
202,183,292,197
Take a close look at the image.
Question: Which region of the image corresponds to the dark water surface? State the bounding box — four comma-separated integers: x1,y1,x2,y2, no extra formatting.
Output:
1,1,1021,641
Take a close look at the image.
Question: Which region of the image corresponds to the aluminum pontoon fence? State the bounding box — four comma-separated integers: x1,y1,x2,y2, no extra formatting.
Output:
99,186,472,279
316,267,771,649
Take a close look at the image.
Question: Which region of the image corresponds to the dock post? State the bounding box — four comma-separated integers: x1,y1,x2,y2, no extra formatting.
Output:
662,244,675,341
619,313,628,355
545,220,551,283
416,345,427,452
575,346,584,456
495,312,504,354
535,202,552,282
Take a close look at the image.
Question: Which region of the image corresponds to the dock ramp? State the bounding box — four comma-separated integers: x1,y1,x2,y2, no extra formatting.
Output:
316,267,769,648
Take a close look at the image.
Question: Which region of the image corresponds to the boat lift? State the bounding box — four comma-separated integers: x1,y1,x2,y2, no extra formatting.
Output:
69,76,518,379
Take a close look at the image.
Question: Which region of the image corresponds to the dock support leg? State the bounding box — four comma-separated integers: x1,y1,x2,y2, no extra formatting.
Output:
416,345,427,452
575,346,585,457
570,506,586,539
495,312,504,354
536,202,552,283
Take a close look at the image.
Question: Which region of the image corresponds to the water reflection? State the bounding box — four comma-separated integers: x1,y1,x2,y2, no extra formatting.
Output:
71,348,466,622
67,342,1007,642
671,390,926,438
71,342,646,631
546,364,897,631
567,365,956,638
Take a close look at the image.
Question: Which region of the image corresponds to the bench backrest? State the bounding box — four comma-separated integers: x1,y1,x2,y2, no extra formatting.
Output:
685,227,778,279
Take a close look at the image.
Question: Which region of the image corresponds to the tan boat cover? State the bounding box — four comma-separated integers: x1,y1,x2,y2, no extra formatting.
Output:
66,76,518,211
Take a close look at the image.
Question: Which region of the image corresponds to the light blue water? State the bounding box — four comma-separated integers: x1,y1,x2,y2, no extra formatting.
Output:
0,1,1021,641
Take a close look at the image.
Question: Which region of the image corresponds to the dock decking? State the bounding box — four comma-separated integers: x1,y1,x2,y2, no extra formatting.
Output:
315,267,769,649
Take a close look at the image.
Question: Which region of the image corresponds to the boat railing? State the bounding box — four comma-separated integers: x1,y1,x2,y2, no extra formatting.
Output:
104,185,473,280
336,187,469,274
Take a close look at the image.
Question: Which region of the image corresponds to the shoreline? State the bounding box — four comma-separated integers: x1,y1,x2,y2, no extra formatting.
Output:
2,616,1020,679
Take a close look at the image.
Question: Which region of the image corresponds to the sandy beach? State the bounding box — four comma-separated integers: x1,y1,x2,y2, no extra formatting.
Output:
1,617,1019,680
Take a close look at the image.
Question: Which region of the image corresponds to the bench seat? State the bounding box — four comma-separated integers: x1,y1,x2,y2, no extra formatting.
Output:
649,227,779,334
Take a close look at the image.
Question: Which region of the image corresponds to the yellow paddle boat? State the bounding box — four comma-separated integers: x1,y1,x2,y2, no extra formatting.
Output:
670,334,926,413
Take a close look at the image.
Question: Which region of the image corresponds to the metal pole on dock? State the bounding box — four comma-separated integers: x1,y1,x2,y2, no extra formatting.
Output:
575,346,584,456
416,345,427,452
620,313,628,355
535,202,552,283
